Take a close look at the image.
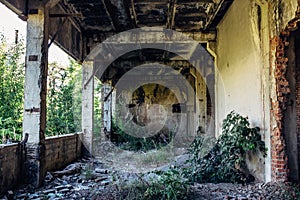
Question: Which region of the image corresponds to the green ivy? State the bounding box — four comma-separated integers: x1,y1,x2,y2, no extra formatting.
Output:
185,111,267,184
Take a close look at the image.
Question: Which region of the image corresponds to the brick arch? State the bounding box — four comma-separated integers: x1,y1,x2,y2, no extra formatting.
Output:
271,2,300,182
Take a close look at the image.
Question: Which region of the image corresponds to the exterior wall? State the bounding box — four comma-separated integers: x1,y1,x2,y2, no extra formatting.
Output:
45,133,82,171
216,0,269,181
0,144,22,193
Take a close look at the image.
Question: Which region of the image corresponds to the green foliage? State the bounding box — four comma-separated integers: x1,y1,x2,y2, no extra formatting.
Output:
0,34,25,143
185,111,267,184
283,183,300,199
119,169,189,200
143,169,189,200
94,79,102,136
46,60,82,136
111,120,173,152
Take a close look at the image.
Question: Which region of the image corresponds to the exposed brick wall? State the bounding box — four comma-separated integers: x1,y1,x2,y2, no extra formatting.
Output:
271,35,290,182
0,144,23,193
270,2,300,182
45,133,82,172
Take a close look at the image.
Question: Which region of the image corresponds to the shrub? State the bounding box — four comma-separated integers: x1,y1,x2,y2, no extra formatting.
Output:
185,111,267,183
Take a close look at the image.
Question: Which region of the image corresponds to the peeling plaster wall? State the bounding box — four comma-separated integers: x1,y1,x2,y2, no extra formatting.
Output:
216,0,267,181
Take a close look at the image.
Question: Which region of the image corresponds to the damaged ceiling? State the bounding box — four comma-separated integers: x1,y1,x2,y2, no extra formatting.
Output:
0,0,233,72
0,0,233,60
60,0,233,33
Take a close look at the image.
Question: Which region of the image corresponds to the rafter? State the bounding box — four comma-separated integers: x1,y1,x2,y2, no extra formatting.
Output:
129,0,138,26
166,0,177,29
102,0,116,31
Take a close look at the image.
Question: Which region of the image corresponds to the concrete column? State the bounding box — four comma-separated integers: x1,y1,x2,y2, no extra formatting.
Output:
102,83,112,141
82,61,94,155
197,75,207,135
23,7,48,186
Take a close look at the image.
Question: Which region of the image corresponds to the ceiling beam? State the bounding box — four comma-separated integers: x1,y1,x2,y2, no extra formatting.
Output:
45,0,61,8
166,0,177,29
177,0,213,3
102,0,116,31
134,0,168,4
205,0,233,30
129,0,138,26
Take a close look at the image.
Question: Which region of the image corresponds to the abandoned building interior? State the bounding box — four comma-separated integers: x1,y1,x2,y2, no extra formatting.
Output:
1,0,300,195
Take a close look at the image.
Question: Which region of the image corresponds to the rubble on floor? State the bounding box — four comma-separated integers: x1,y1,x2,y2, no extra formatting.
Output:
0,158,298,200
189,182,298,200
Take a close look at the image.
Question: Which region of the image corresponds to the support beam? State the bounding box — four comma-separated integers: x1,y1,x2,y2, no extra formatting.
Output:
102,83,112,141
166,0,177,29
45,0,61,9
23,6,48,187
82,61,94,155
197,75,207,134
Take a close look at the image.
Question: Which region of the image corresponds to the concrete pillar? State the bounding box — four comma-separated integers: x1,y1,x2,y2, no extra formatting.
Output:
82,61,94,155
22,7,48,186
197,75,207,135
102,83,112,141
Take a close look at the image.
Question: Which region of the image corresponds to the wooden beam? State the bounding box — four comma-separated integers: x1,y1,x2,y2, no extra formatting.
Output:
130,0,138,26
166,0,177,29
45,0,61,9
205,0,233,30
134,0,168,4
102,0,116,31
177,0,213,3
49,13,83,18
0,0,27,20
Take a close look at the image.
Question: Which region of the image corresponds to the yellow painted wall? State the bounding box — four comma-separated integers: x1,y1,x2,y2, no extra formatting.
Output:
216,0,268,181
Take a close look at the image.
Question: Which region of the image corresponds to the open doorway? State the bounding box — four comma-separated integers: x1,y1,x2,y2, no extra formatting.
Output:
284,26,300,182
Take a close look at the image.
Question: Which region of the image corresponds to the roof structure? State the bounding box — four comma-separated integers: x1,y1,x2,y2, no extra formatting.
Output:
0,0,233,61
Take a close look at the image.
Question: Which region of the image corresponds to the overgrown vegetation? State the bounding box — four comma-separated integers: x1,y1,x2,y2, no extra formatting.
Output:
0,34,24,143
184,111,267,183
143,169,189,200
46,60,82,136
114,111,268,199
111,120,174,152
0,33,83,143
116,169,190,200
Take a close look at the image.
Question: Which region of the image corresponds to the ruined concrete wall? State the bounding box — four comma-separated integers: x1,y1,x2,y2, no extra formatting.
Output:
113,84,183,137
45,133,82,172
216,0,299,182
216,0,268,181
0,144,22,193
216,0,264,131
0,134,82,193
